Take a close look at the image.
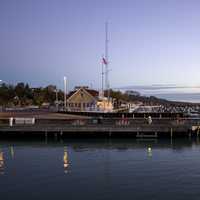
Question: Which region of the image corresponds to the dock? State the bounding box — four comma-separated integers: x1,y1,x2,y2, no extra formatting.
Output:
0,111,200,138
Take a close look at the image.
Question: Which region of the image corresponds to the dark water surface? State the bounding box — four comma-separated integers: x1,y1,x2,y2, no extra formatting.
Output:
1,138,200,200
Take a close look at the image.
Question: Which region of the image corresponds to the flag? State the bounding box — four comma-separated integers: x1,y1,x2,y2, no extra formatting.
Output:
102,57,108,65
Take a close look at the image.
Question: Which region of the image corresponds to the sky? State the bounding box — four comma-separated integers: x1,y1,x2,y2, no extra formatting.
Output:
1,0,200,90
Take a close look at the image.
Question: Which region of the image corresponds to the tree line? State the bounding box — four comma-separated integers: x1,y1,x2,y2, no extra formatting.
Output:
0,83,64,107
1,82,190,108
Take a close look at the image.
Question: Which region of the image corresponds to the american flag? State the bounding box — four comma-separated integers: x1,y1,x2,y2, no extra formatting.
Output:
102,57,108,65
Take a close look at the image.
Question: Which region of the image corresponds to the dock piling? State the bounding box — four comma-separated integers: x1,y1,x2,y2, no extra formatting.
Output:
170,128,173,138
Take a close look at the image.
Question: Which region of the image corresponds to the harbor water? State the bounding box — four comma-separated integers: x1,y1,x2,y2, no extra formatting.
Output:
0,138,200,199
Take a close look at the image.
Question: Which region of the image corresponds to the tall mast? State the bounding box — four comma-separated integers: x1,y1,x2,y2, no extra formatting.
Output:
105,22,110,100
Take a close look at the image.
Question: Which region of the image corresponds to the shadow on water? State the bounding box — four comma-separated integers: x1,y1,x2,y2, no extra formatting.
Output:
0,137,199,150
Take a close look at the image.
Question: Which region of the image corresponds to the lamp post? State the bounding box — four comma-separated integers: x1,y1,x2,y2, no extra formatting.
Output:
64,76,67,111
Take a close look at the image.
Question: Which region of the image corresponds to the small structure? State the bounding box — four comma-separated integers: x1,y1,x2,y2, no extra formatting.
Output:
67,87,99,112
67,87,114,112
97,97,113,112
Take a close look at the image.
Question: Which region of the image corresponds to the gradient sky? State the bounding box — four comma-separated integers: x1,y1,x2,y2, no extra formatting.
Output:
1,0,200,90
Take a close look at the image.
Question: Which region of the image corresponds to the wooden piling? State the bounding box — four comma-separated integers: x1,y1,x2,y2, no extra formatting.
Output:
170,128,173,138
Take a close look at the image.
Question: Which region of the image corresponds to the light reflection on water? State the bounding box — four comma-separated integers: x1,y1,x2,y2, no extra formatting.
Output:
0,150,4,175
63,147,69,173
0,138,200,199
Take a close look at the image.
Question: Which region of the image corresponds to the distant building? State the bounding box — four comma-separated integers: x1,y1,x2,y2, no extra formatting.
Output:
125,90,140,96
46,85,56,92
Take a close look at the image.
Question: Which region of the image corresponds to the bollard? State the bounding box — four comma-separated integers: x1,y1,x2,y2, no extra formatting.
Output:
32,118,35,124
9,117,13,127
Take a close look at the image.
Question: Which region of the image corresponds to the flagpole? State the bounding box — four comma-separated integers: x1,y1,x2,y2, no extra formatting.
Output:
101,55,104,98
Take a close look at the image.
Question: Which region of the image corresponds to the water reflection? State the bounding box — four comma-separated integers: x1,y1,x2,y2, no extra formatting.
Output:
147,146,152,157
63,147,69,173
0,138,200,200
0,149,4,175
10,146,14,159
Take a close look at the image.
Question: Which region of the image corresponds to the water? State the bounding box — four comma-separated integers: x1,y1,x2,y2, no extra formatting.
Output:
1,138,200,200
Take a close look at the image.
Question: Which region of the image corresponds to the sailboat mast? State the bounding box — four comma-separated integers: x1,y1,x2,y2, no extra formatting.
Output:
105,22,110,99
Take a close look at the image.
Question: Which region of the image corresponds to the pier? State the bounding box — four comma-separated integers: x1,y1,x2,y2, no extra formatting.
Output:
0,111,200,138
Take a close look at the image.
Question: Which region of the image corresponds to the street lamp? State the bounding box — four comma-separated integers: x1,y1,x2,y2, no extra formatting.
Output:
64,76,67,111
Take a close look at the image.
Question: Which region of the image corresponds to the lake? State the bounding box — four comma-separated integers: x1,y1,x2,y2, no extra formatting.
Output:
0,138,200,200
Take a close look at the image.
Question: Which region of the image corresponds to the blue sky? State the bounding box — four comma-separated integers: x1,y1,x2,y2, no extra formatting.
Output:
1,0,200,90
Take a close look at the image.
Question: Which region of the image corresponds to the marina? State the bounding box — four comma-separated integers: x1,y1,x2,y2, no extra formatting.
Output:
1,0,200,199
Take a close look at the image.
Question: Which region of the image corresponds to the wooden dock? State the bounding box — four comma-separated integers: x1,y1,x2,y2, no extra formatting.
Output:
0,111,200,138
0,119,198,138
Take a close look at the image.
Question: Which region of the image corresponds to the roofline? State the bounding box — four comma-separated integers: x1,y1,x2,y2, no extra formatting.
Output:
67,87,97,102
